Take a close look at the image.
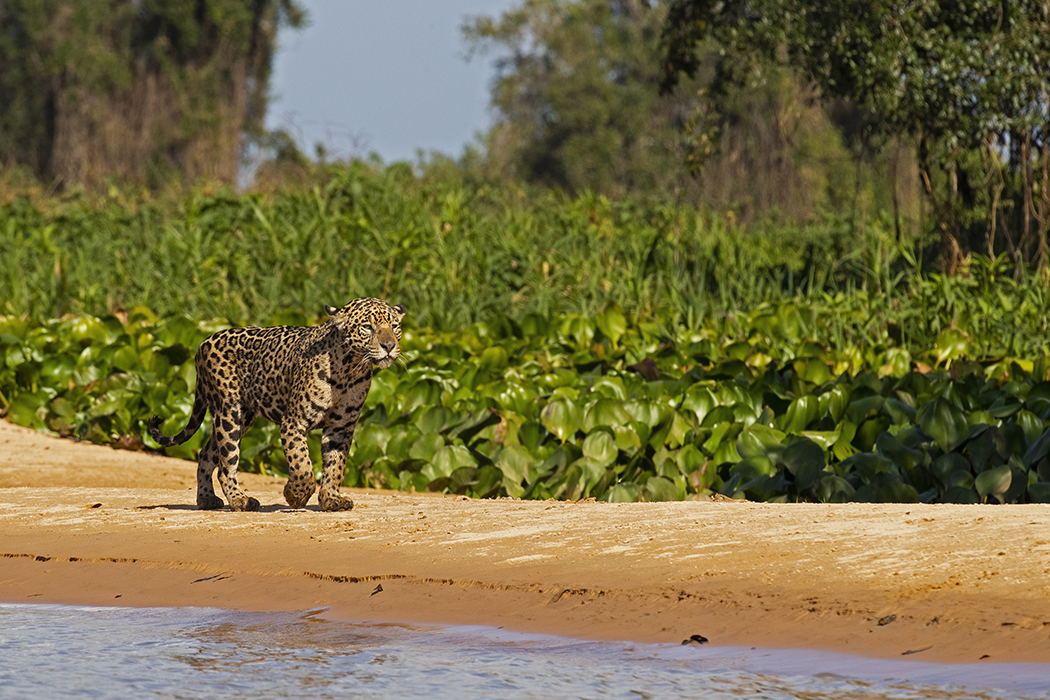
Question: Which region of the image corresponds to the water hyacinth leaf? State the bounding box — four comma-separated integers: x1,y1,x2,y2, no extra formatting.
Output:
988,397,1023,419
723,341,750,361
884,399,916,425
846,396,884,424
700,405,736,429
591,376,626,401
993,423,1027,460
929,452,971,490
736,424,786,462
643,476,678,502
541,399,582,442
1025,382,1050,419
477,346,509,372
1004,462,1029,504
356,423,392,453
518,421,545,453
497,444,534,486
1028,482,1050,503
831,421,858,461
917,398,970,453
875,432,923,471
595,304,627,347
818,384,850,423
584,398,633,431
1015,410,1044,447
416,406,453,435
624,399,662,427
793,357,830,386
682,384,717,423
933,327,969,366
401,379,443,413
665,412,694,449
975,464,1012,502
1022,427,1050,467
779,396,819,433
582,430,618,468
877,480,919,503
607,483,641,502
8,391,50,430
39,355,76,388
812,475,855,503
409,433,444,462
943,485,980,504
782,438,825,490
838,452,894,481
731,457,772,481
429,445,476,481
613,424,642,452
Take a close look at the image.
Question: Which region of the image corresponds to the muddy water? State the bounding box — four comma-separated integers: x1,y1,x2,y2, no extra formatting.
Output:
0,603,1046,699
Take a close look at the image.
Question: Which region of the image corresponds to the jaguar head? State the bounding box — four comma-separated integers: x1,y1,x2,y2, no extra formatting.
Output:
325,298,406,369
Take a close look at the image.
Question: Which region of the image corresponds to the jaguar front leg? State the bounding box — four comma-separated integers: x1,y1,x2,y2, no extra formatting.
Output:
318,427,354,512
280,423,318,509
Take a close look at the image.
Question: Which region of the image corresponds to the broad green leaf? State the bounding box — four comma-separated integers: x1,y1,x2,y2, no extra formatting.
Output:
1028,482,1050,503
812,475,855,503
682,384,717,423
782,438,825,490
779,396,819,433
584,398,633,431
736,424,786,460
595,304,627,347
1022,427,1050,467
497,444,534,487
1026,382,1050,418
582,430,617,468
933,327,969,366
875,432,923,470
929,452,971,489
975,464,1012,502
606,483,641,503
1016,410,1044,446
793,357,830,385
409,433,444,462
541,399,582,442
642,476,678,502
917,398,970,453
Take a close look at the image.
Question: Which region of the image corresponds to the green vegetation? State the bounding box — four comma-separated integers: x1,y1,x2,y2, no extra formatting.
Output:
0,162,891,330
3,168,1050,504
0,1,305,188
662,0,1050,270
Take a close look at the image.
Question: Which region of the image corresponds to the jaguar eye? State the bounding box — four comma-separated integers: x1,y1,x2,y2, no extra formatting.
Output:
359,325,373,337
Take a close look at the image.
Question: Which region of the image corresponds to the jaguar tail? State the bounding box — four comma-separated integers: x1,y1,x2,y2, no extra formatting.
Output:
148,391,207,447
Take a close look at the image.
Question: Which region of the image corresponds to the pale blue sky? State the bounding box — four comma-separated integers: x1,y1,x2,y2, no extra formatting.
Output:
266,1,518,163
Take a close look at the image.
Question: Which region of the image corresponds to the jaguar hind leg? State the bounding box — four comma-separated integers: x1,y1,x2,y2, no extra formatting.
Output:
196,438,225,510
211,405,259,512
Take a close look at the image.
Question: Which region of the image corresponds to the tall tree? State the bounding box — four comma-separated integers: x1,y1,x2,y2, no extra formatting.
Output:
0,0,305,189
661,0,1050,271
466,0,882,222
465,0,699,198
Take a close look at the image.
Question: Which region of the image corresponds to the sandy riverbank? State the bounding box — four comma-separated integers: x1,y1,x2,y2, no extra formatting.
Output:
1,418,1048,664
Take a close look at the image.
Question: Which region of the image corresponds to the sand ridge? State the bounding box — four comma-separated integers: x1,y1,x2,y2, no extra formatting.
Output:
1,418,1049,664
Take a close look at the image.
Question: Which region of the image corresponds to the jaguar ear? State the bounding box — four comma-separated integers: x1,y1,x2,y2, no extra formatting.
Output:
392,303,406,318
324,304,339,317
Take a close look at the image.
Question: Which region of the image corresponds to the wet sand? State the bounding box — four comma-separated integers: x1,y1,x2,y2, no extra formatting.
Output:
1,418,1049,664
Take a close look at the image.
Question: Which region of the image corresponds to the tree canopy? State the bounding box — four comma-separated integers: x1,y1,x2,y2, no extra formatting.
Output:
662,0,1050,269
0,0,306,189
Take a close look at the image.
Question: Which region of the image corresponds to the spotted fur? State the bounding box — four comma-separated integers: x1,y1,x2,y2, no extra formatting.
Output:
148,297,405,512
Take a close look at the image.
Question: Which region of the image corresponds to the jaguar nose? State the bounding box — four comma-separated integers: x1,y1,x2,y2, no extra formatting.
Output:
380,339,396,354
